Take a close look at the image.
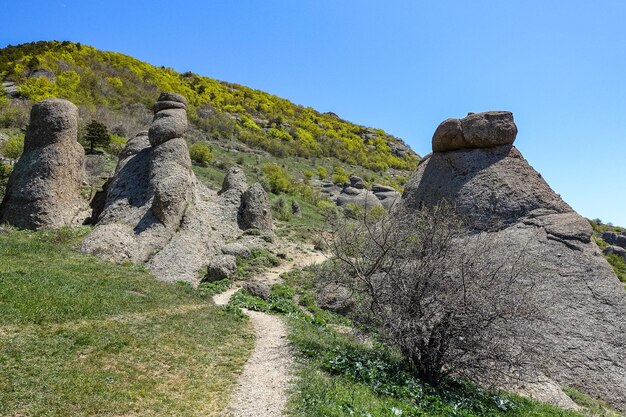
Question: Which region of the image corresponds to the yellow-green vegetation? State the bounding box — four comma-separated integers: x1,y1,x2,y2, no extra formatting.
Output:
189,141,213,166
589,219,626,283
606,253,626,283
0,227,254,416
0,41,418,172
0,132,24,160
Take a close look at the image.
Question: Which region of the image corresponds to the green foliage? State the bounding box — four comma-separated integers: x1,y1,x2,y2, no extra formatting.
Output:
606,253,626,283
0,162,13,199
317,166,328,179
262,163,293,194
273,195,292,221
233,248,281,279
188,142,213,166
0,133,24,159
83,119,110,152
108,133,127,156
197,278,231,297
332,166,349,184
303,169,314,180
287,319,584,417
0,41,419,171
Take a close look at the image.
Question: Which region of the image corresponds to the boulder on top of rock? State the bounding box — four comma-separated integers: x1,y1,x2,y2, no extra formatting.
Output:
82,93,241,284
401,113,626,410
239,183,273,231
0,98,85,229
148,92,188,147
432,111,517,152
349,175,365,189
372,184,396,193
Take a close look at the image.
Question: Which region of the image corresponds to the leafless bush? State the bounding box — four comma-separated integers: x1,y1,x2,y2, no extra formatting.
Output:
322,203,541,386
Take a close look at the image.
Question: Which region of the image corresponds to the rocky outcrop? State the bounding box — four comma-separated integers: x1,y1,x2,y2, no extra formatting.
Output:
82,93,242,283
219,166,248,204
432,111,517,152
239,183,273,231
291,200,301,217
0,98,84,229
402,111,626,410
604,245,626,260
602,231,626,249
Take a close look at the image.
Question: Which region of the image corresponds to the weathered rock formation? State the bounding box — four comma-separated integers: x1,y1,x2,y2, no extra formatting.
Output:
402,111,626,410
432,111,517,152
82,93,242,283
0,98,85,229
239,183,273,231
316,178,401,211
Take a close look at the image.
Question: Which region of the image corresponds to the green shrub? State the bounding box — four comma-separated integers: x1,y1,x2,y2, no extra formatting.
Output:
189,142,213,166
273,196,292,222
331,166,349,185
303,170,314,181
0,162,13,199
262,163,293,194
108,134,127,156
0,134,24,160
606,253,626,282
317,166,328,179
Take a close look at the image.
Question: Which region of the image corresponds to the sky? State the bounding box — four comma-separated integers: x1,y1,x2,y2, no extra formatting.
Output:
2,0,625,225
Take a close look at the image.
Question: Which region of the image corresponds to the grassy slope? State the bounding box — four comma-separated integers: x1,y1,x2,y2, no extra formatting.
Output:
0,40,419,173
0,228,254,416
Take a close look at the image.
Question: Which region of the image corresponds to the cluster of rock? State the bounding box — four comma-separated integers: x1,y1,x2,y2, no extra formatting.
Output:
402,111,626,410
317,175,401,211
0,99,85,229
602,231,626,260
81,93,273,283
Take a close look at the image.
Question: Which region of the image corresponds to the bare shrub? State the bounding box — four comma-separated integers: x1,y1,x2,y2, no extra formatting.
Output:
321,203,540,386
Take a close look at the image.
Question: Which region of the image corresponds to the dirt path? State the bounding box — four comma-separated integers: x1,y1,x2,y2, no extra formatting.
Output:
213,247,326,417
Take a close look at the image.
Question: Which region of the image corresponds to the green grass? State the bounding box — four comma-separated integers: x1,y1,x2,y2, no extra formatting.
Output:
233,247,281,279
0,228,254,416
286,319,584,417
562,387,623,417
606,253,626,283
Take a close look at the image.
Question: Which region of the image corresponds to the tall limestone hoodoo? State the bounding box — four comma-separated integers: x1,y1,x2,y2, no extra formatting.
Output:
81,93,274,284
402,111,626,409
0,98,84,229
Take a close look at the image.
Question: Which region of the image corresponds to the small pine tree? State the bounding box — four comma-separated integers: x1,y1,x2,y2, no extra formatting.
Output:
84,120,110,153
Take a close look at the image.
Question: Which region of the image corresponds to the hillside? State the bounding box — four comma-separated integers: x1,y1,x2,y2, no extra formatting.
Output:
0,40,418,172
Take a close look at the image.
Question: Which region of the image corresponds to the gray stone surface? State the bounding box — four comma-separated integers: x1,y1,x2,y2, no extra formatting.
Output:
401,117,626,410
349,175,365,189
602,231,626,249
244,281,272,300
204,255,237,282
82,94,242,284
0,98,84,229
222,242,252,258
219,166,248,203
604,245,626,260
239,183,273,231
432,111,517,152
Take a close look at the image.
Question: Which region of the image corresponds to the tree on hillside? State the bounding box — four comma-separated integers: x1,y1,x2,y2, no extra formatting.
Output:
84,120,110,153
318,203,540,386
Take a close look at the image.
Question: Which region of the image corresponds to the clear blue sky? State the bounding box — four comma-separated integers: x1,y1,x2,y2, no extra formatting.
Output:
2,1,625,225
